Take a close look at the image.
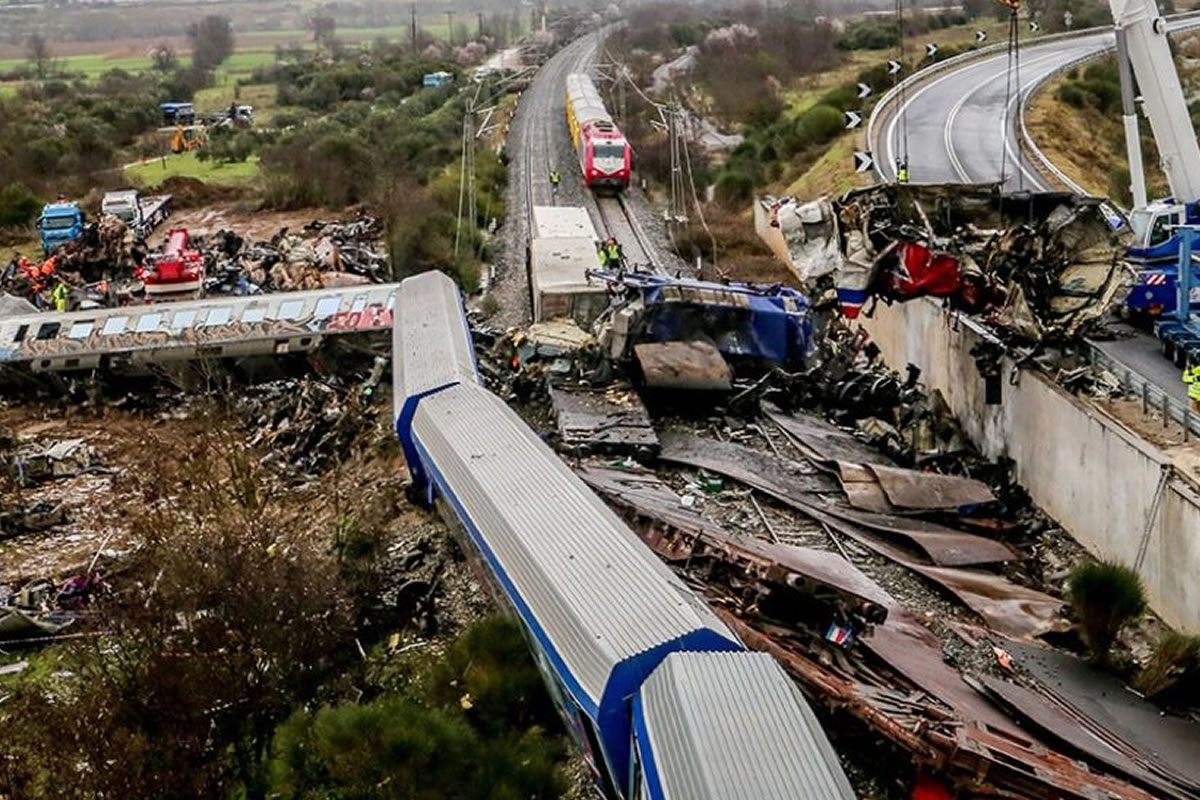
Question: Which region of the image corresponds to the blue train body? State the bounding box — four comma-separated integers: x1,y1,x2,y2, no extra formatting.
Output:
588,269,813,366
392,270,854,800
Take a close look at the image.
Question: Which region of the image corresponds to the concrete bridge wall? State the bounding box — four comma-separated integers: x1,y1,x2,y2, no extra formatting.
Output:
859,298,1200,631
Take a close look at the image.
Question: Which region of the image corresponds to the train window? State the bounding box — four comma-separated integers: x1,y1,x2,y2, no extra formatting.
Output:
101,317,127,336
12,324,28,343
277,299,304,320
350,294,367,313
594,142,625,160
67,321,94,339
171,310,197,330
313,296,340,319
35,322,60,341
135,313,163,333
242,307,267,324
202,307,232,327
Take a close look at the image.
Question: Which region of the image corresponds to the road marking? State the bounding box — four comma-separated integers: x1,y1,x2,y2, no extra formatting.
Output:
885,35,1103,181
942,49,1063,183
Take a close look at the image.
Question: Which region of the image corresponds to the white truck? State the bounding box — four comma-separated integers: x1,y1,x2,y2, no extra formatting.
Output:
101,189,173,242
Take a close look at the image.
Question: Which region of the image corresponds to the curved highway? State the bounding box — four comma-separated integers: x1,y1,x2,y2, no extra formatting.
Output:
870,19,1200,405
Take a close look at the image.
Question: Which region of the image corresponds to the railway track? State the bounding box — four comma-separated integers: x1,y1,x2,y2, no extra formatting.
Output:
519,34,599,246
594,194,659,272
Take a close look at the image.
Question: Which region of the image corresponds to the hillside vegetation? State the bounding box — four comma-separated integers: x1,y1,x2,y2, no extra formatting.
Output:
1028,31,1200,205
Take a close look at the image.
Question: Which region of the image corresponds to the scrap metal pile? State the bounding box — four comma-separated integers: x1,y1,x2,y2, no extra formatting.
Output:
767,183,1130,343
572,402,1200,800
199,217,390,296
473,301,1200,798
2,216,391,311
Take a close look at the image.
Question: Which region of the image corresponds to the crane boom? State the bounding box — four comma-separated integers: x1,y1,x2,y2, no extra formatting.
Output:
1109,0,1200,203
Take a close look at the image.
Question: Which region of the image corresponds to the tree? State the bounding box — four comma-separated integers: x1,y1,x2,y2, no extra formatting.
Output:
149,41,179,72
26,32,53,80
0,432,358,800
308,15,337,45
187,15,235,71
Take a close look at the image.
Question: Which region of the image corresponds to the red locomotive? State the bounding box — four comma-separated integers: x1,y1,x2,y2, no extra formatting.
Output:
565,73,632,193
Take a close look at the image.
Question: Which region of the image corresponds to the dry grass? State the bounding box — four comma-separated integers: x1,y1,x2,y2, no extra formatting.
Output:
782,134,868,200
1026,73,1173,200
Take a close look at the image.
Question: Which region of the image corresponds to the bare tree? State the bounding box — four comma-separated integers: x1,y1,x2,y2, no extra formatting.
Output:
308,15,337,45
25,32,53,80
187,15,235,71
149,41,179,72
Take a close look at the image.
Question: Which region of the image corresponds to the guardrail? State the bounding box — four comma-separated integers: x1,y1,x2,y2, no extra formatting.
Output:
1019,15,1200,195
865,10,1200,182
1088,345,1200,439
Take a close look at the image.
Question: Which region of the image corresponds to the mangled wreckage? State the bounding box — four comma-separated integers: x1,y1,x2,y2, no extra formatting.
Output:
764,183,1130,342
587,269,813,389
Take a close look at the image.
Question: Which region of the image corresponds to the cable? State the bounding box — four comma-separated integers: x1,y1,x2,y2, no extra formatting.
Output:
1000,9,1016,188
1013,9,1023,191
896,0,909,174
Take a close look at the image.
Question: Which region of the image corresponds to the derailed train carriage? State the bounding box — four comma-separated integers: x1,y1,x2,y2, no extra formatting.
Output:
392,270,855,800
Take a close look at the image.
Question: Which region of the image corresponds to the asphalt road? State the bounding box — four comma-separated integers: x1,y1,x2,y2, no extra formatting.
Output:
871,22,1198,404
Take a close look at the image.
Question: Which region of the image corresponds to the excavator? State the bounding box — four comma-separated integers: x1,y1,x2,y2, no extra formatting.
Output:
170,124,207,154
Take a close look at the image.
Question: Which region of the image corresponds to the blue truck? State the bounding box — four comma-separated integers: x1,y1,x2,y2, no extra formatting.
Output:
1123,200,1200,318
36,201,85,255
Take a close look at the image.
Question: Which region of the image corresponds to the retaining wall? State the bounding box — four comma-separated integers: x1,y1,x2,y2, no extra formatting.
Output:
858,298,1200,632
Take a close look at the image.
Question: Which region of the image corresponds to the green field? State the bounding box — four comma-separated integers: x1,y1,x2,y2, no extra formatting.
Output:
126,152,261,186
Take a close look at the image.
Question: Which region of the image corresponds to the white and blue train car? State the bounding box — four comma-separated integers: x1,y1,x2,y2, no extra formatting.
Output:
633,652,856,799
393,269,857,800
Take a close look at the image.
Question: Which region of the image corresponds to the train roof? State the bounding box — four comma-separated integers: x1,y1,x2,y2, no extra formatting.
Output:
410,381,740,709
532,205,598,240
530,237,604,294
0,284,397,369
391,270,478,406
636,652,856,800
566,72,614,129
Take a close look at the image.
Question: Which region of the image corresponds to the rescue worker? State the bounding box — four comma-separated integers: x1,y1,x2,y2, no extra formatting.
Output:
597,241,608,268
605,237,621,269
1185,359,1200,413
51,280,69,312
549,169,561,195
897,160,910,184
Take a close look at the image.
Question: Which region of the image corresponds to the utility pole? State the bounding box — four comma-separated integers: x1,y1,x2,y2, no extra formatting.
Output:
410,4,417,48
667,97,688,226
617,66,627,125
455,107,477,260
446,10,454,45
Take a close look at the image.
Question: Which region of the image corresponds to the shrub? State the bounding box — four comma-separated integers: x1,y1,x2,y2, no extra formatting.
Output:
796,103,845,146
714,170,754,208
1057,84,1087,108
0,183,41,228
837,20,900,51
1134,632,1200,698
1067,560,1147,665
